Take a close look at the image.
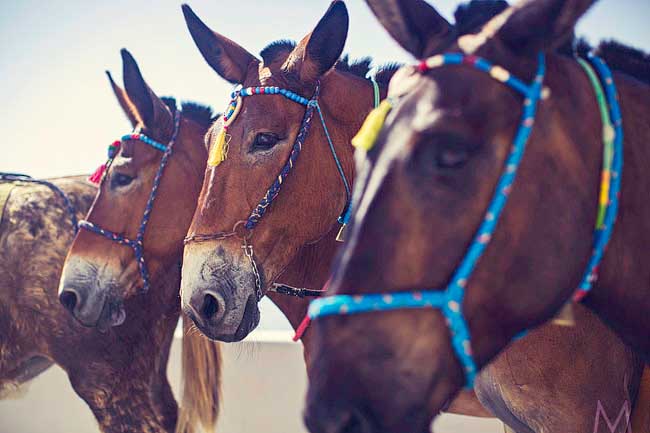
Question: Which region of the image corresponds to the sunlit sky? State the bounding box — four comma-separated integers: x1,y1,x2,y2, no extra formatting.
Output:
1,0,648,179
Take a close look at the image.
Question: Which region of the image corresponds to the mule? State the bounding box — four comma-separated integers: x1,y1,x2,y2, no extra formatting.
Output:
0,175,189,432
304,0,650,432
56,50,221,433
181,1,648,432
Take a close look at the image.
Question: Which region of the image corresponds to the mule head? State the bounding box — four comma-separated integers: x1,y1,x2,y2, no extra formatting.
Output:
59,49,209,329
181,2,379,341
305,0,600,432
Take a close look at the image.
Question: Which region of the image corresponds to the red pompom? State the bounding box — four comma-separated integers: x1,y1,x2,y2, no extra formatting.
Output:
88,164,107,184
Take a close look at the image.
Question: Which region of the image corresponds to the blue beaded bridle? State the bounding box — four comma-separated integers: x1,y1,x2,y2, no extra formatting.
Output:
184,79,379,298
306,53,623,388
78,111,182,293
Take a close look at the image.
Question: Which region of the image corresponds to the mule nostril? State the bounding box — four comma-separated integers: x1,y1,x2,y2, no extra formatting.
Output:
59,290,79,313
201,293,219,320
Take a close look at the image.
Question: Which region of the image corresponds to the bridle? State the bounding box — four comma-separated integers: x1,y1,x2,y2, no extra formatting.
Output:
304,52,624,388
78,111,182,293
183,79,380,299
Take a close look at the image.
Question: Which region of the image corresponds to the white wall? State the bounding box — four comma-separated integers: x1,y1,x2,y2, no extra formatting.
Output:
0,331,502,433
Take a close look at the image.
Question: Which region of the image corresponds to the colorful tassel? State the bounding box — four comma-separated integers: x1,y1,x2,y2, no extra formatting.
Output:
89,141,121,184
108,140,121,158
207,128,229,167
351,99,393,152
88,164,107,184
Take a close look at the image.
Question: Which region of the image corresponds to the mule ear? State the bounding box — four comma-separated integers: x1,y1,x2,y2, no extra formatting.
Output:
284,1,349,82
106,70,138,127
494,0,597,55
182,4,258,84
364,0,453,58
121,49,172,128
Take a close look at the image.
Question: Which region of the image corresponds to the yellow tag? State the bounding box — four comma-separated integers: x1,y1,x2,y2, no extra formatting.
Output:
207,129,229,167
351,100,392,152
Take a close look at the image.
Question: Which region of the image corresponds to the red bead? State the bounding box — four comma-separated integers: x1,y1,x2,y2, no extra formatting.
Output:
260,87,266,94
464,55,479,65
417,61,428,73
573,290,588,302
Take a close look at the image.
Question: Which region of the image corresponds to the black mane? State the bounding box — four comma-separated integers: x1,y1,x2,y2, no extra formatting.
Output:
260,39,296,66
454,0,509,36
452,1,650,85
597,40,650,85
259,39,401,86
161,97,216,128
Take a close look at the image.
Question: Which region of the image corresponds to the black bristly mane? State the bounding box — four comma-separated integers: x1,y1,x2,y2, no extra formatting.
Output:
161,97,216,128
259,40,400,86
596,40,650,85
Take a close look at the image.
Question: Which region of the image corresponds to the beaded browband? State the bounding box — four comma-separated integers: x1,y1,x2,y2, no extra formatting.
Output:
205,83,352,233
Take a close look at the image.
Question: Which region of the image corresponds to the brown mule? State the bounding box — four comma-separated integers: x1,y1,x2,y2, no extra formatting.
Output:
180,1,381,343
57,50,221,433
304,0,650,432
179,2,648,432
0,176,181,432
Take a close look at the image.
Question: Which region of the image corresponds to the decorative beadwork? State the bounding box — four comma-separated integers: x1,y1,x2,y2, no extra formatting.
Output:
306,53,623,390
205,81,355,233
120,133,168,153
573,54,623,301
79,111,181,293
308,53,547,388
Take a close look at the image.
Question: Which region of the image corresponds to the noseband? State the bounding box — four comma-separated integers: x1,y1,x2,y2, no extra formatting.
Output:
78,111,182,293
183,79,376,298
305,53,623,388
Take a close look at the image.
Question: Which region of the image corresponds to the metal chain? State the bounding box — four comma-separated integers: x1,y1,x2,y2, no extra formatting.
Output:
242,239,263,301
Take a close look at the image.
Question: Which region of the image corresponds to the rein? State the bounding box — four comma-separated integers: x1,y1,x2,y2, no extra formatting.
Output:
302,53,624,388
0,173,79,233
78,111,182,293
184,78,381,299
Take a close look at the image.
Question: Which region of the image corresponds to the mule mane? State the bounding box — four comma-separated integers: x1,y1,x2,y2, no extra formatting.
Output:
161,97,216,128
259,39,401,87
454,0,509,36
562,38,650,85
596,40,650,85
453,1,649,85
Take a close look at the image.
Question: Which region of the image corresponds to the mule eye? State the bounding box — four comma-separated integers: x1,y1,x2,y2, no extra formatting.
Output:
436,148,470,169
111,172,135,188
252,132,279,151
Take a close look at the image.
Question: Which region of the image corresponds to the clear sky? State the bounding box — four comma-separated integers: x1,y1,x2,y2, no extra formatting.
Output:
1,0,648,178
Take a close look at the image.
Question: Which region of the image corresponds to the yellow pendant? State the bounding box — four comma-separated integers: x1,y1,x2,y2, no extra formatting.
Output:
351,100,393,152
207,129,229,167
